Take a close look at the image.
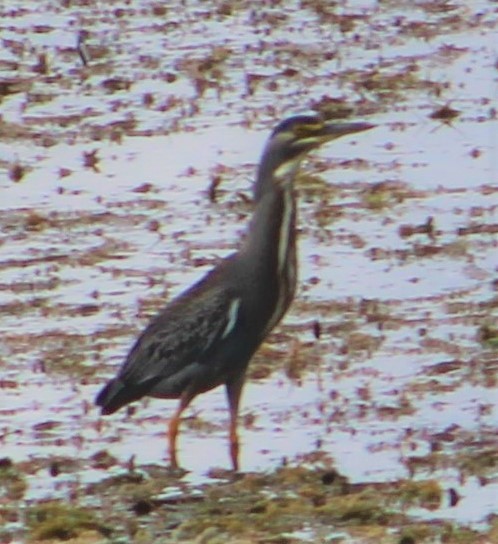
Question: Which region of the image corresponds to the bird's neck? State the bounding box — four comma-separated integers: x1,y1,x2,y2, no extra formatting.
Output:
240,183,298,331
243,184,296,263
254,148,301,203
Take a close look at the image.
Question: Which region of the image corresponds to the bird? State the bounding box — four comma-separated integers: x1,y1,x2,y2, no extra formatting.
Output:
95,113,373,471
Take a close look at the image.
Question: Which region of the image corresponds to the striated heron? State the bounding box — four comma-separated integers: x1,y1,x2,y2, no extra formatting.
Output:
96,114,373,471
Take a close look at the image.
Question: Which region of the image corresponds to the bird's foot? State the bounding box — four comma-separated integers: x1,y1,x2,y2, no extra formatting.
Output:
166,463,188,477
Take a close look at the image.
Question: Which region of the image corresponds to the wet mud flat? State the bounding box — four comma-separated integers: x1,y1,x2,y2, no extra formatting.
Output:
0,0,497,542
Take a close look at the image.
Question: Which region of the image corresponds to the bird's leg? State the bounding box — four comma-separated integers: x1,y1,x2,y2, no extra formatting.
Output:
229,409,239,472
226,379,244,472
168,394,192,470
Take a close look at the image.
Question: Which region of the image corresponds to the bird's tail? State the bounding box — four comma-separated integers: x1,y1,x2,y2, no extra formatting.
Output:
95,379,142,415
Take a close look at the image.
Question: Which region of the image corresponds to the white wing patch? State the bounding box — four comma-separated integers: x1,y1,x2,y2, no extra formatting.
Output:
221,298,241,339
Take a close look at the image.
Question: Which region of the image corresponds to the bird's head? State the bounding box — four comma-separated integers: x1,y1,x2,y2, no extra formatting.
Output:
255,113,374,199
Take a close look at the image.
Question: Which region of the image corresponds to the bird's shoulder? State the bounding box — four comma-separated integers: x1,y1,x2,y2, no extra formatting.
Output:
119,264,243,381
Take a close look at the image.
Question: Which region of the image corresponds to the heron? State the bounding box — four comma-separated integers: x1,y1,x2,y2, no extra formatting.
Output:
96,113,373,471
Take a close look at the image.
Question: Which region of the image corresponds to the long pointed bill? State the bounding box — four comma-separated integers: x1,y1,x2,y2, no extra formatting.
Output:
321,121,375,141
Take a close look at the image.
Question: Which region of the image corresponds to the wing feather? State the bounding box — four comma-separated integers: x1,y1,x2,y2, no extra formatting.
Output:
117,283,240,388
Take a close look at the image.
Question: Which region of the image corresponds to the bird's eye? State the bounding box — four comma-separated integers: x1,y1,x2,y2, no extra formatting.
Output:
294,121,324,138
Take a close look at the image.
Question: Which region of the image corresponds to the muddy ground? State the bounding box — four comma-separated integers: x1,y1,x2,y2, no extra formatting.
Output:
0,0,497,543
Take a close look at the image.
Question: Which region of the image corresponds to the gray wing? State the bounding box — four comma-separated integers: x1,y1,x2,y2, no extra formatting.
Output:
117,282,241,391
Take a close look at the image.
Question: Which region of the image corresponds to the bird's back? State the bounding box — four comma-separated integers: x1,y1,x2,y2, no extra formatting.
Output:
96,256,267,414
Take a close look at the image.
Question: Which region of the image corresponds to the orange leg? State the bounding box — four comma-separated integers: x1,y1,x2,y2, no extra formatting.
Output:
226,379,244,472
168,394,192,469
229,406,239,472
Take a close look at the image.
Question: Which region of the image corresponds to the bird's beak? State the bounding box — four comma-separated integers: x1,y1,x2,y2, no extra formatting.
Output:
320,121,375,140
